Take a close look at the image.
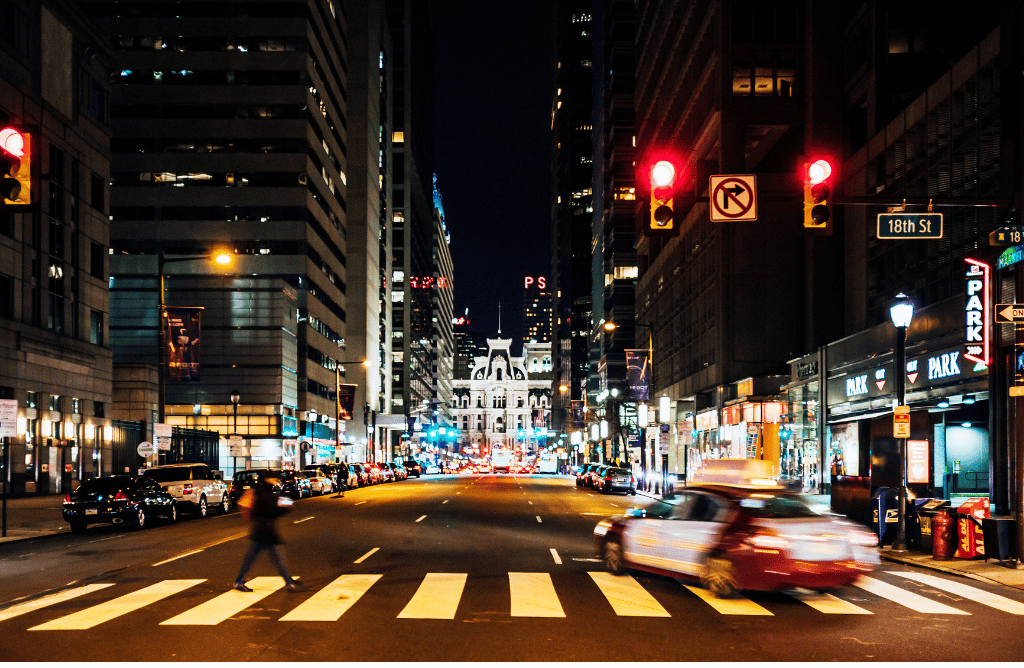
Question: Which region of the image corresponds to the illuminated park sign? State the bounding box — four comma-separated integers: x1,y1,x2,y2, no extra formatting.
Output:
964,259,989,366
524,276,547,289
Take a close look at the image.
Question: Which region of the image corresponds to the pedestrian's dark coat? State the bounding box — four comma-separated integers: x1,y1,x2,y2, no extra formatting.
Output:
249,479,288,544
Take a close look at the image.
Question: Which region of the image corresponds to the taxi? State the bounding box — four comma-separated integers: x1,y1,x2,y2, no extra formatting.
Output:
593,460,878,597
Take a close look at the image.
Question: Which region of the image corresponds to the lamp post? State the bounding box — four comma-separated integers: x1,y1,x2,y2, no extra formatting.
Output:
156,250,232,424
230,389,240,474
889,293,914,552
604,320,655,488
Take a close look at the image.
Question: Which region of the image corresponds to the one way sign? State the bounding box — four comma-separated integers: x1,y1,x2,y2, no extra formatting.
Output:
995,303,1024,323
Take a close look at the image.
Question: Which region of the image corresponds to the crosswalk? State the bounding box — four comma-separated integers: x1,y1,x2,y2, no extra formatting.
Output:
3,570,1023,630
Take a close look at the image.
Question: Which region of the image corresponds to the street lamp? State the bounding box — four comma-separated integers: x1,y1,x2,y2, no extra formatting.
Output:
889,292,914,552
157,249,233,424
230,390,240,434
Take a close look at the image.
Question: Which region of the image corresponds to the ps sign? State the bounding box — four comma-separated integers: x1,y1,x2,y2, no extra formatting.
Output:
524,276,547,290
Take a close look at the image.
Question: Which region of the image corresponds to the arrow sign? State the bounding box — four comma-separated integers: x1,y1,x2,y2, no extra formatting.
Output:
989,225,1024,246
995,303,1024,323
709,175,758,222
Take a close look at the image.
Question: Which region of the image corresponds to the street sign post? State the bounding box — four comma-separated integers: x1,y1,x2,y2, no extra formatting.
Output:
995,304,1024,323
893,405,911,439
137,441,154,458
877,213,943,239
709,175,757,222
989,225,1024,246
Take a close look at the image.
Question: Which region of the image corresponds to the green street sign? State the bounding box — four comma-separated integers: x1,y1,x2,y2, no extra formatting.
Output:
876,213,943,239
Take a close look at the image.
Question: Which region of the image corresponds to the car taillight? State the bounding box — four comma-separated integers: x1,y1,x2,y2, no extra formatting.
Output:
63,494,72,503
746,530,789,551
183,484,193,495
630,477,636,483
112,490,128,501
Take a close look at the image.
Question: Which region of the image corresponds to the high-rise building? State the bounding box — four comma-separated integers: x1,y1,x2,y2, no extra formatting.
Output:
522,281,552,348
0,0,114,495
386,0,434,428
430,177,454,428
453,312,488,381
551,2,594,434
88,0,391,469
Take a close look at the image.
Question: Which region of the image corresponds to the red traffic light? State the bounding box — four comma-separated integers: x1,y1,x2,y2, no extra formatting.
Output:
0,128,25,158
650,160,676,188
807,159,831,186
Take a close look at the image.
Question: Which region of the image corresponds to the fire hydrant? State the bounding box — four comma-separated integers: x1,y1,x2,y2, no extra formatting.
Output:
932,510,953,561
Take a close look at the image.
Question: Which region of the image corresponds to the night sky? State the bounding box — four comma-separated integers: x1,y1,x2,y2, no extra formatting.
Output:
432,1,556,349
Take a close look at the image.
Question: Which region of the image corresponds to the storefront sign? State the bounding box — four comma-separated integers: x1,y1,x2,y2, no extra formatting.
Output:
964,259,989,366
907,439,928,483
796,360,818,379
695,411,718,431
997,245,1024,270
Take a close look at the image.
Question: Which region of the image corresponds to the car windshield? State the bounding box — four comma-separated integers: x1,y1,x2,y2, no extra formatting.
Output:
144,467,195,482
606,468,629,476
76,477,131,493
739,493,820,518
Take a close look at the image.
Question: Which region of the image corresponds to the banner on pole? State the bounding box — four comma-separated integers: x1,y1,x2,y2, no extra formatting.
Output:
571,401,585,429
626,349,651,402
167,307,202,381
337,384,357,421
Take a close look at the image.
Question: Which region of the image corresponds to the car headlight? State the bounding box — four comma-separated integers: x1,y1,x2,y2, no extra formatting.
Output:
594,520,612,537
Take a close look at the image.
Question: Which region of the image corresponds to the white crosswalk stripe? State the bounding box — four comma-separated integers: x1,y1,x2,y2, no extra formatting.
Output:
30,580,205,630
853,576,969,614
0,584,115,624
891,571,1024,615
280,574,381,622
161,577,290,626
9,569,1024,628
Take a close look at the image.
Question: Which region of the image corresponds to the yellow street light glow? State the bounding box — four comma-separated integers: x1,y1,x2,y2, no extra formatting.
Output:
213,252,233,266
603,322,616,331
558,384,569,392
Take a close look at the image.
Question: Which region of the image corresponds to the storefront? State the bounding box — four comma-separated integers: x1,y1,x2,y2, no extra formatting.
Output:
780,353,823,494
825,296,990,521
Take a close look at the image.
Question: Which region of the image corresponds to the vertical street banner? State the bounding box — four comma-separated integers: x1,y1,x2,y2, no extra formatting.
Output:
337,384,357,421
166,307,202,381
571,400,585,429
626,349,651,402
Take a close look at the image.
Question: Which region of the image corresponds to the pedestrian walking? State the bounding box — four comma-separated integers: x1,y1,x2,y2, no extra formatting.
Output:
233,475,301,592
335,462,349,498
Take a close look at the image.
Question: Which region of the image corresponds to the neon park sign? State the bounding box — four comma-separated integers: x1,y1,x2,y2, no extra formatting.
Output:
524,276,547,290
408,276,450,289
964,258,989,366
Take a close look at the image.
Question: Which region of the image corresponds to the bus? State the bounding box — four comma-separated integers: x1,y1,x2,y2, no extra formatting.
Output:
491,447,513,473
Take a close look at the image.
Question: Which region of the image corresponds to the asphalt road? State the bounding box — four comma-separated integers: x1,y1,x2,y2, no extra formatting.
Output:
1,474,1022,661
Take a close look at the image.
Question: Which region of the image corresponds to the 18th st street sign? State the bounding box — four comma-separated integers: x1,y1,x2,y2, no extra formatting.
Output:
877,213,943,239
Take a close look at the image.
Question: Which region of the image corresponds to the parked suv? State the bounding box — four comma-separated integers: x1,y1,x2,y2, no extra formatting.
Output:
303,464,339,492
143,463,230,517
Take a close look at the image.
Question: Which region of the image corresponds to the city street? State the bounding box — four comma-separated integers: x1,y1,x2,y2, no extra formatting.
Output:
1,475,1023,662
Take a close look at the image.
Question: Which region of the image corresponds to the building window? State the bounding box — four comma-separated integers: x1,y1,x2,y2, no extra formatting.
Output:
90,310,103,345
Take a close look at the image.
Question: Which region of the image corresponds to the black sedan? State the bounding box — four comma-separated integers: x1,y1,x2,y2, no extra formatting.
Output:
63,475,177,533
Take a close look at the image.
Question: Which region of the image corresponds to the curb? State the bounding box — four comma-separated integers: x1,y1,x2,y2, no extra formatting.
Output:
878,550,1024,589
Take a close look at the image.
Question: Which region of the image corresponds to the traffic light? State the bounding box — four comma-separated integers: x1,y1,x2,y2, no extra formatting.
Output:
0,127,31,206
647,158,680,236
802,158,833,232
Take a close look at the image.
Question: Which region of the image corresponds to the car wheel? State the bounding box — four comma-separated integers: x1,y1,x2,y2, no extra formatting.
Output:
70,521,87,534
197,496,208,518
603,540,626,575
136,505,148,529
701,556,738,598
219,495,231,514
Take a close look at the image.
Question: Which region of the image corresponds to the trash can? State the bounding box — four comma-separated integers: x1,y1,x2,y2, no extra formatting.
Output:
914,499,951,553
954,497,990,559
981,517,1017,564
871,487,899,546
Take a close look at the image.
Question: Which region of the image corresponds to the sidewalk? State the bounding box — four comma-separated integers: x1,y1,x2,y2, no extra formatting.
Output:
0,494,73,544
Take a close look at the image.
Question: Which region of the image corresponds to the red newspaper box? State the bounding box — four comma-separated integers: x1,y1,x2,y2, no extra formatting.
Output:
954,497,990,558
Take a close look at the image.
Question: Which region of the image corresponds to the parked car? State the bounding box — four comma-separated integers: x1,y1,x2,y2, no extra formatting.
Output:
425,464,440,474
297,470,332,495
576,463,597,487
143,463,230,517
229,468,306,502
404,461,422,478
597,467,636,495
376,463,394,483
363,463,382,485
587,464,610,489
389,463,407,481
593,460,879,598
303,464,338,492
63,475,177,533
350,461,370,487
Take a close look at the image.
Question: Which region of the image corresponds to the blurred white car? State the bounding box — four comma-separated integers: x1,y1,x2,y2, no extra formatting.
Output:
594,460,878,597
297,470,332,495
